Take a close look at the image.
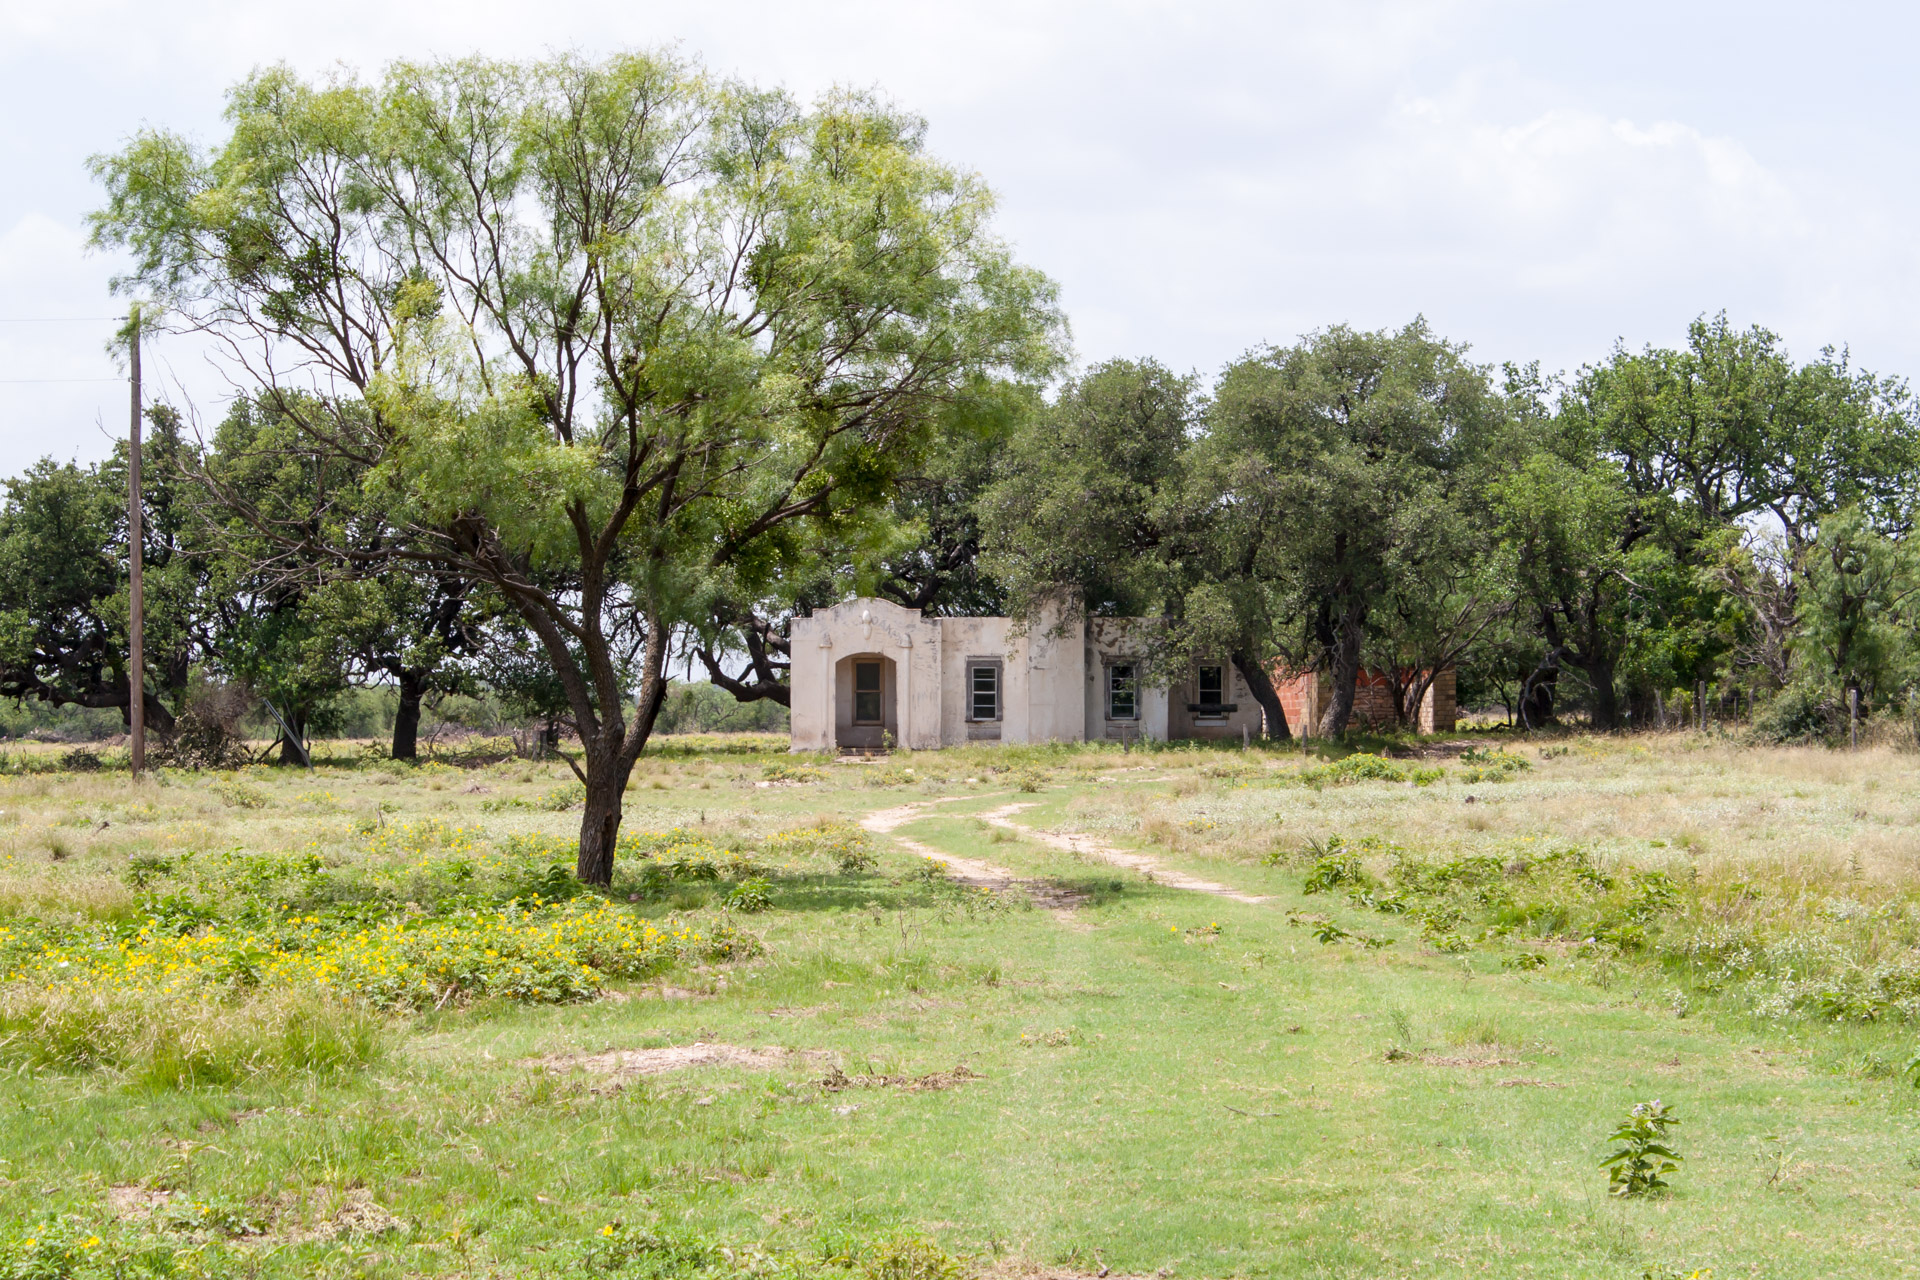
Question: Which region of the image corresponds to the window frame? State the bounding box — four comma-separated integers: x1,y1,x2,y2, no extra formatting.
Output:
1106,661,1139,721
966,660,1002,722
1195,664,1226,720
852,660,884,725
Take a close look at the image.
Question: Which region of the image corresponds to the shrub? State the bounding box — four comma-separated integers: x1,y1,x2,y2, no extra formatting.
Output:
1456,748,1530,783
213,779,269,809
59,749,102,773
2,897,756,1021
1752,681,1844,743
1299,753,1404,786
724,877,773,914
1301,838,1375,895
539,781,586,811
1601,1099,1682,1197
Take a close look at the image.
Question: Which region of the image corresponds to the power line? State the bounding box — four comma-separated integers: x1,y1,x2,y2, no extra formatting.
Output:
0,377,123,384
0,317,124,323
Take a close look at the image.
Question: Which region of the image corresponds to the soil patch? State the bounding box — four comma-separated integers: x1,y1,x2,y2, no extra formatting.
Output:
106,1185,171,1219
1421,1053,1523,1068
526,1041,815,1078
820,1064,982,1092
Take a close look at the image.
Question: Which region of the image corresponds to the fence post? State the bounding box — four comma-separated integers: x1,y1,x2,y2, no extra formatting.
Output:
1851,687,1860,750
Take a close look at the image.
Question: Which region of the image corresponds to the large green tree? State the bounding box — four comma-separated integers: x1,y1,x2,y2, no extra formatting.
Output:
1541,314,1920,723
1209,321,1505,735
0,410,205,733
981,359,1299,738
92,53,1061,882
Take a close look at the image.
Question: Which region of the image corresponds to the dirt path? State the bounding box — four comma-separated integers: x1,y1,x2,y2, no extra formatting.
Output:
859,795,1028,890
859,796,980,834
978,803,1271,905
858,795,1083,914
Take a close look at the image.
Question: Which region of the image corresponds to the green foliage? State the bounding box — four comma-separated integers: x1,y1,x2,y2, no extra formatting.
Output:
212,779,267,809
724,877,774,914
1601,1099,1683,1197
1757,506,1920,743
656,684,790,735
0,412,206,733
1456,748,1530,783
90,51,1066,879
1301,840,1375,895
1299,753,1405,786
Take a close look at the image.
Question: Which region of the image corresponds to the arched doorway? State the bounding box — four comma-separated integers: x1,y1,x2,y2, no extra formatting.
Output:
834,653,897,750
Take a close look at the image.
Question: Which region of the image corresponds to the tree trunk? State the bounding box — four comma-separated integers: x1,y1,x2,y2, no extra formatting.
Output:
277,710,307,765
1585,656,1621,730
1519,657,1558,729
1317,607,1365,737
572,632,674,886
392,670,424,760
1231,651,1290,741
575,749,635,886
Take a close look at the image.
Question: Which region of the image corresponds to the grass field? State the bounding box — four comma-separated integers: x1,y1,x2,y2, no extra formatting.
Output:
3,731,1920,1278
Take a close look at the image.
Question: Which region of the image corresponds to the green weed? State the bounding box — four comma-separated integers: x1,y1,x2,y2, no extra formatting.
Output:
1603,1099,1684,1197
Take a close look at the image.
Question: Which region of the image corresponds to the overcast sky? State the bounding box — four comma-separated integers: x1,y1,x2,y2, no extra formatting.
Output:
2,0,1916,476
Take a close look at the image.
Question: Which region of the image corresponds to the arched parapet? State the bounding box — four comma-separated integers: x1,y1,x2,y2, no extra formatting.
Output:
790,599,942,751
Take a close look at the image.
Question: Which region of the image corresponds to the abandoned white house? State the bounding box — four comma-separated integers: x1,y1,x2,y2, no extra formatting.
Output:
787,597,1459,751
787,597,1265,751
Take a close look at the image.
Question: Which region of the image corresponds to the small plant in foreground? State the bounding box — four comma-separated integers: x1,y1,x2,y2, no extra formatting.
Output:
1602,1098,1683,1197
724,877,773,913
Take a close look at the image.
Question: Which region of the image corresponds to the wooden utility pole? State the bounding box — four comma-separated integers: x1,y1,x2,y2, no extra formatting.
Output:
127,308,144,778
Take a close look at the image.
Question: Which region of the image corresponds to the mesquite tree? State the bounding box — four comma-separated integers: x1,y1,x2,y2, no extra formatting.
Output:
91,52,1060,882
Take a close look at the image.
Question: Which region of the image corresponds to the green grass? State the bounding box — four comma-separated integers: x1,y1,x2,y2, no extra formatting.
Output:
1,735,1919,1275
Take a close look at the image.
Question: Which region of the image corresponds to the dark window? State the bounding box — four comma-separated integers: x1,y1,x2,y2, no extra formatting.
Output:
970,665,999,721
853,661,883,724
1108,663,1138,720
1198,665,1224,705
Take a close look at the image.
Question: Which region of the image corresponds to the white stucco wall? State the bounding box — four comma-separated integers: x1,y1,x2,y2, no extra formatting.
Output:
789,599,942,751
794,598,1210,752
1084,618,1167,742
1166,660,1265,741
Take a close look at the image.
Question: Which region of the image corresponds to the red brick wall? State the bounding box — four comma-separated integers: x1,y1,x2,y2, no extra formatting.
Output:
1269,665,1457,735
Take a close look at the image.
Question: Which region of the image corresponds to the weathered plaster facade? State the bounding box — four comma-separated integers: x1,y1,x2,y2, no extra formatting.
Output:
788,598,1264,752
